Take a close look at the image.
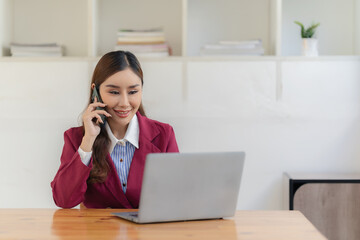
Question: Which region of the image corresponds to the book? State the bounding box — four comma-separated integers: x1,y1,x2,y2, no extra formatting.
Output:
200,48,264,56
118,27,163,33
115,27,170,57
133,51,169,57
11,52,63,57
218,40,262,45
10,42,59,47
114,43,169,52
200,39,264,56
10,43,63,57
117,31,165,38
116,41,165,45
203,43,259,49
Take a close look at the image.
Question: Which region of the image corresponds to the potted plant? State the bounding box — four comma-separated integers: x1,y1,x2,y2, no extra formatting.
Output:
294,21,320,56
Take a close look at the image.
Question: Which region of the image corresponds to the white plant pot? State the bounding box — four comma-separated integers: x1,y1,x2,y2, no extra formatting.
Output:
302,38,318,56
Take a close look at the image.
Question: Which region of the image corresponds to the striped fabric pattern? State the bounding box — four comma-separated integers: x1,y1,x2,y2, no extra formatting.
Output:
110,141,135,193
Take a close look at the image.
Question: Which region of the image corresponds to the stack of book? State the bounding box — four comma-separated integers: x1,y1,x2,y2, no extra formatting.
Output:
200,40,264,56
10,43,63,57
114,28,170,57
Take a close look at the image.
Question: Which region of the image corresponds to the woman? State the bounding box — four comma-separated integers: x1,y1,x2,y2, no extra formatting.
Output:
51,51,179,208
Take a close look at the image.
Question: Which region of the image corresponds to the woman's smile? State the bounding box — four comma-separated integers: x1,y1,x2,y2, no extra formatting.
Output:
113,109,132,118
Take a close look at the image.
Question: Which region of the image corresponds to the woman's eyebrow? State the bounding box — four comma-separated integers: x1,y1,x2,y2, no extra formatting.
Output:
129,84,140,88
105,84,119,88
104,84,140,89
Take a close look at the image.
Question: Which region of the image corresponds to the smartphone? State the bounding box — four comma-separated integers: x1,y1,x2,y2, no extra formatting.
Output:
91,86,107,126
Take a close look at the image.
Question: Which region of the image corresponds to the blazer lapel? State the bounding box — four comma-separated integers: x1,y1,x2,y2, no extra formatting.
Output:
103,153,133,208
125,112,162,208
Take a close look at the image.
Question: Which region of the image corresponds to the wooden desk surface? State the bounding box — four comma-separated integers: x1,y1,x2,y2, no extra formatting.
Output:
0,209,326,240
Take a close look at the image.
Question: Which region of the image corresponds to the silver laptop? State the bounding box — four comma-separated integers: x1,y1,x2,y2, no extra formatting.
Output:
112,151,245,223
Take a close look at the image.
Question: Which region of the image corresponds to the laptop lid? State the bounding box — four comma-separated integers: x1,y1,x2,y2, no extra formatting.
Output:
137,152,245,223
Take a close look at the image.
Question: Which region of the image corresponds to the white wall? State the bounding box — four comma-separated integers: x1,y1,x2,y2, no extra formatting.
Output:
0,60,91,207
1,57,360,209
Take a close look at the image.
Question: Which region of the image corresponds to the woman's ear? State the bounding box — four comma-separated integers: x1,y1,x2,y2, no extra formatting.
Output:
91,83,95,90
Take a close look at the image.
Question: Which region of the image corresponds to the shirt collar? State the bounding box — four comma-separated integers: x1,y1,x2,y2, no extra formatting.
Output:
105,114,139,153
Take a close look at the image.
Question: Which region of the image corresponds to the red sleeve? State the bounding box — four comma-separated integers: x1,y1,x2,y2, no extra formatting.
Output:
51,129,92,208
166,126,180,153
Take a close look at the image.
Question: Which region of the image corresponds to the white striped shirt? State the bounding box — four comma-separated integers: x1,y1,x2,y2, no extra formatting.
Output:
110,141,135,193
78,115,139,193
106,115,139,193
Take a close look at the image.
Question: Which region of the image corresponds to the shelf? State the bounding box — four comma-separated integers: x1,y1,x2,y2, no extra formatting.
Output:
282,0,360,56
186,0,278,56
10,0,88,57
2,55,359,63
95,0,183,57
0,0,359,58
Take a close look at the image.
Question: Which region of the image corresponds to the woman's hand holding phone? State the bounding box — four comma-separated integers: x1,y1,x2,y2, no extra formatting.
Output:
80,97,112,152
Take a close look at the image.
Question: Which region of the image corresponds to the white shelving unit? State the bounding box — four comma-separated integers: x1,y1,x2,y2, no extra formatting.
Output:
1,0,89,57
0,0,359,57
0,0,184,57
186,0,280,56
95,0,182,57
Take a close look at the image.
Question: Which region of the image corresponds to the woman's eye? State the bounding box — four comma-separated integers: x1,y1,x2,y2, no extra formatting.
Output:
129,90,138,95
110,91,119,95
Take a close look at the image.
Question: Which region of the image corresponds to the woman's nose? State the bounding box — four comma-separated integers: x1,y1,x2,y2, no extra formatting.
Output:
118,94,129,107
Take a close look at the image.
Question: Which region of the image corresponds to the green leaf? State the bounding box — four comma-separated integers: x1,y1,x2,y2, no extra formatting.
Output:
294,21,305,38
294,21,320,38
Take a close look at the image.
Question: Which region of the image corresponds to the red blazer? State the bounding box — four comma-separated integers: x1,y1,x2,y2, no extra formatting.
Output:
51,112,179,209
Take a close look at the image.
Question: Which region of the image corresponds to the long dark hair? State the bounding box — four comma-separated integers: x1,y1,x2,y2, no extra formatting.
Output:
85,51,145,183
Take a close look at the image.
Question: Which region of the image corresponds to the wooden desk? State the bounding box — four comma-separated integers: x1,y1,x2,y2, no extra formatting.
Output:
0,209,326,240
